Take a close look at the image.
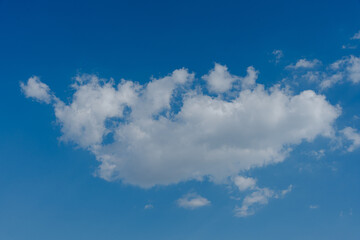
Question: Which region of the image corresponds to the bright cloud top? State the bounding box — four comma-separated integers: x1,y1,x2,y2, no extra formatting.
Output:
319,55,360,89
341,127,360,152
233,176,257,191
202,63,257,93
20,76,52,104
20,64,340,188
232,176,292,217
287,55,360,90
286,59,321,69
177,193,211,209
325,55,360,87
234,184,292,217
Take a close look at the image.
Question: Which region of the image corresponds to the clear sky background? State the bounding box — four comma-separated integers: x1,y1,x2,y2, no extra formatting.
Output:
1,0,360,239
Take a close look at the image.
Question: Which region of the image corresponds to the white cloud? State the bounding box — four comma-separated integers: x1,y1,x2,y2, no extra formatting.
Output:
310,149,325,159
342,44,357,50
53,74,142,147
345,57,360,83
177,193,211,209
319,72,343,90
286,59,321,69
202,63,257,93
234,187,274,217
272,49,284,63
202,63,238,93
233,176,292,217
22,65,340,188
280,184,293,197
351,30,360,40
234,187,275,217
290,55,360,89
341,127,360,152
241,66,258,89
232,175,292,217
309,205,319,209
144,204,154,210
20,76,52,104
233,176,256,191
330,56,360,84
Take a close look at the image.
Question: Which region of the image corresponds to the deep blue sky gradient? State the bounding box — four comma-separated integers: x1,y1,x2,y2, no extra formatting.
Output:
1,0,360,239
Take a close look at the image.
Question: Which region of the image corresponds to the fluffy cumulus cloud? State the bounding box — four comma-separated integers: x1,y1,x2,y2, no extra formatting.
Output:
202,63,257,93
341,127,360,152
320,55,360,89
233,176,256,191
288,55,360,89
233,176,292,217
286,59,321,69
20,76,52,103
177,193,211,209
21,64,340,188
315,56,360,89
235,188,275,217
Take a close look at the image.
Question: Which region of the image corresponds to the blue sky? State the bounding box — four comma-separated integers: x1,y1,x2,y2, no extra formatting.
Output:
1,0,360,239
